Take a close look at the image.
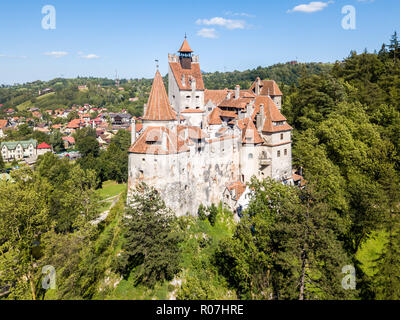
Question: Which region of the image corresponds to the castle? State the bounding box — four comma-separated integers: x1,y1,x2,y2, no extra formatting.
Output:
128,39,293,216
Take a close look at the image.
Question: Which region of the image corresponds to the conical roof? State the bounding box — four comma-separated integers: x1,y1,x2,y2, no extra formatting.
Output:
143,71,177,121
178,39,193,53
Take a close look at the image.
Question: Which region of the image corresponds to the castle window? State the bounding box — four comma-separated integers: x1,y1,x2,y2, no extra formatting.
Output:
280,133,284,140
248,153,253,159
186,96,190,99
284,149,288,156
277,151,281,157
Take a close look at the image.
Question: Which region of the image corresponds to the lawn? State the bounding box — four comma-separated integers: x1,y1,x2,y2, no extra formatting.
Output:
97,181,126,201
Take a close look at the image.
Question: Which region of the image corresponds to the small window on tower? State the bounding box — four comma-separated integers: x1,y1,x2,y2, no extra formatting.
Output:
280,133,284,140
284,149,288,156
277,151,281,157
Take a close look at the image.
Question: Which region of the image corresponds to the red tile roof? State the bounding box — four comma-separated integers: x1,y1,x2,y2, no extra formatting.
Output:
250,96,292,133
178,39,193,53
169,61,205,91
250,78,283,96
37,142,51,149
204,89,229,106
129,126,189,155
208,107,222,125
62,136,75,144
0,119,8,129
181,109,205,113
177,125,209,140
142,71,177,121
241,119,264,144
226,181,247,201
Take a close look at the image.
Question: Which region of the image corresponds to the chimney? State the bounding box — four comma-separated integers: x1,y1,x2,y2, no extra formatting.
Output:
235,85,240,100
256,104,265,131
182,75,186,86
191,77,196,92
162,131,168,151
226,91,232,100
255,77,261,96
131,118,136,144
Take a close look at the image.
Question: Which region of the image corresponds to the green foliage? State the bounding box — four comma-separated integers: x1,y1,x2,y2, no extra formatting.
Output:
0,153,4,172
197,204,207,221
0,168,52,300
177,205,237,300
115,183,183,288
215,178,355,300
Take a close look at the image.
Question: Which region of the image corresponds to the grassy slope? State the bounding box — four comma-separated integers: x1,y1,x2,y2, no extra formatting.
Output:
102,203,237,300
16,92,55,111
97,181,126,201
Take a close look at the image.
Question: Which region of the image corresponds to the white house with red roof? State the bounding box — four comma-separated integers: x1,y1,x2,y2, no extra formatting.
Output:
128,39,293,216
37,142,52,156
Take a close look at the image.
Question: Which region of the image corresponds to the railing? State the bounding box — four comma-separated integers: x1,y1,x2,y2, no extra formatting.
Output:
259,154,272,166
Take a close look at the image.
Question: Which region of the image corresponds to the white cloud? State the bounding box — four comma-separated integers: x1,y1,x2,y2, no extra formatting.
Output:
44,51,68,58
82,54,100,59
0,54,27,59
197,28,218,39
196,17,246,30
287,1,334,13
224,11,255,18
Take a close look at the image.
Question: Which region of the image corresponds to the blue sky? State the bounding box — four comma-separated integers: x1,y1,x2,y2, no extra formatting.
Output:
0,0,398,85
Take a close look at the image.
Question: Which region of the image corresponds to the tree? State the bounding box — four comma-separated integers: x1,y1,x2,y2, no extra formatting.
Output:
215,178,355,300
114,183,183,287
0,153,4,172
0,168,52,300
49,131,66,153
76,135,100,158
372,175,400,299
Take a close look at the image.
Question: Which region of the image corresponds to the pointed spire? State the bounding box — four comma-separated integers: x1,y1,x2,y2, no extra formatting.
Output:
178,38,193,53
142,71,177,121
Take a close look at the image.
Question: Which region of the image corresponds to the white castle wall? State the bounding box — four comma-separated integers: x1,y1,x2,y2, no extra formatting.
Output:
128,136,240,216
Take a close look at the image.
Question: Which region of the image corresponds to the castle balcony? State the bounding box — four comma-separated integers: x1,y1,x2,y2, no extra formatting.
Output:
259,154,272,166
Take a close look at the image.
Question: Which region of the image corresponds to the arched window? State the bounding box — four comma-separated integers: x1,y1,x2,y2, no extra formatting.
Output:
248,153,253,159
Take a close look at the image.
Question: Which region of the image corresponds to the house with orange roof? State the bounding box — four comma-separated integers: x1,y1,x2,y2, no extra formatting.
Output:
128,38,293,217
0,119,10,138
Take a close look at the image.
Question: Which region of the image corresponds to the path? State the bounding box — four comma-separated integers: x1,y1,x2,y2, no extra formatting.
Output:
92,193,122,225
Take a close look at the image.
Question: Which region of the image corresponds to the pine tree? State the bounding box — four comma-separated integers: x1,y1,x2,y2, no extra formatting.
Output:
372,175,400,299
0,153,5,173
115,183,183,287
389,31,399,63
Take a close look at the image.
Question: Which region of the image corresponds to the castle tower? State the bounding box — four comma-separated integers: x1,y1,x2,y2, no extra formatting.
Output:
142,70,177,130
168,37,205,116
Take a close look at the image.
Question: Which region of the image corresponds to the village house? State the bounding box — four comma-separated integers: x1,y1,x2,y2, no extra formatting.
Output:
127,39,293,216
62,136,76,149
37,142,52,156
0,119,10,138
1,139,37,162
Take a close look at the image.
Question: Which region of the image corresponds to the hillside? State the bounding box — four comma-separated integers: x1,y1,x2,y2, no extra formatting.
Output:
0,62,332,117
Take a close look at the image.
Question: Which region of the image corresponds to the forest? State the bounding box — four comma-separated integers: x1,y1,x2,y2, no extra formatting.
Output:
1,33,400,300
